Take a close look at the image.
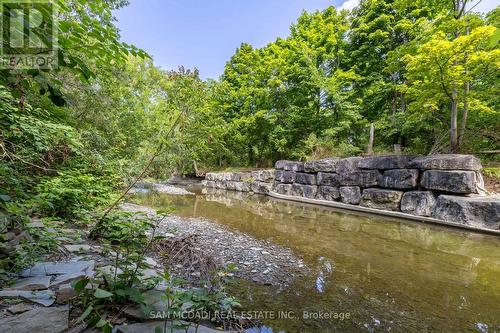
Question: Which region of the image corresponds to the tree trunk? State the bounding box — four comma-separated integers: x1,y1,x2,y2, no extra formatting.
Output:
367,123,375,156
450,89,459,153
458,24,470,151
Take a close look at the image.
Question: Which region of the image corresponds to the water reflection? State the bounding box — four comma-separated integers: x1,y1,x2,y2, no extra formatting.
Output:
133,189,500,332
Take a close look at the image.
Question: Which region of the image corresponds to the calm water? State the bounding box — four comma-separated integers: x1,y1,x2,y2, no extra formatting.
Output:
133,188,500,333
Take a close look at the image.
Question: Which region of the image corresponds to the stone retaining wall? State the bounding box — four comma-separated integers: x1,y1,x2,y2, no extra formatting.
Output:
203,155,500,230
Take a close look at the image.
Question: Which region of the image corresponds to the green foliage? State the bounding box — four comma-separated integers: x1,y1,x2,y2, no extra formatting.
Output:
33,169,118,219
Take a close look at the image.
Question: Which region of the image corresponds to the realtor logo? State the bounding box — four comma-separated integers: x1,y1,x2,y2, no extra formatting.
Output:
0,0,58,69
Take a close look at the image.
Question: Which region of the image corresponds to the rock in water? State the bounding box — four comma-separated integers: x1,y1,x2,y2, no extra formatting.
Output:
400,191,436,217
0,306,68,333
360,189,403,211
409,154,482,171
379,169,419,189
432,195,500,229
421,170,478,194
340,186,361,205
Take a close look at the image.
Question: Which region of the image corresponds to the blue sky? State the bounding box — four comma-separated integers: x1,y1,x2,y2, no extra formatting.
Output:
115,0,498,80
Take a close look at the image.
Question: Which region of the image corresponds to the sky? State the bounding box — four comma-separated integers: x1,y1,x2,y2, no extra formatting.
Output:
115,0,498,80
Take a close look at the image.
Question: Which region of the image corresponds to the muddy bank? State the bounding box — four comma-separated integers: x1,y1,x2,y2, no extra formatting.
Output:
121,203,308,287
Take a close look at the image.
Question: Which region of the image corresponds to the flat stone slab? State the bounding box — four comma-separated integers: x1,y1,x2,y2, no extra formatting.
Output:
0,289,55,306
421,170,477,194
401,191,436,217
379,169,419,189
340,186,361,205
409,154,482,171
6,303,33,314
51,272,88,286
0,306,68,333
20,260,94,277
358,155,415,170
433,195,500,229
63,244,92,253
304,158,340,173
7,276,51,291
360,188,403,211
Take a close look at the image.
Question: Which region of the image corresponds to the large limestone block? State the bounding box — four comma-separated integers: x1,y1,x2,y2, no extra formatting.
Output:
359,155,415,170
304,158,340,173
340,186,361,205
401,191,436,217
275,160,304,172
409,154,482,171
379,169,419,189
317,186,340,201
251,170,274,182
360,188,403,211
205,173,216,181
421,170,477,194
295,172,317,185
291,183,304,196
234,182,251,192
336,157,363,174
317,172,340,187
432,195,500,229
275,183,293,195
275,170,296,184
302,185,318,199
338,170,381,187
250,182,272,194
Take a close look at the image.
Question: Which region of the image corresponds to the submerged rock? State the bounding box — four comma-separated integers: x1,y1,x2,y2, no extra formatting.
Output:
360,188,403,211
421,170,478,194
400,191,436,217
432,195,500,229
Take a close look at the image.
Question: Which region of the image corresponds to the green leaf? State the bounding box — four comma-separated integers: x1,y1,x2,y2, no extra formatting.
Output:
94,288,114,299
77,305,93,323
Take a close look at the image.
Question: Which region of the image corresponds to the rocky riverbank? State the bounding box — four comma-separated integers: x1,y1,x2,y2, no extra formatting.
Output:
122,203,308,287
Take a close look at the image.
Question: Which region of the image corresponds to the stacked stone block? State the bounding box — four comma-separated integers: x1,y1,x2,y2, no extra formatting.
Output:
203,155,499,229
